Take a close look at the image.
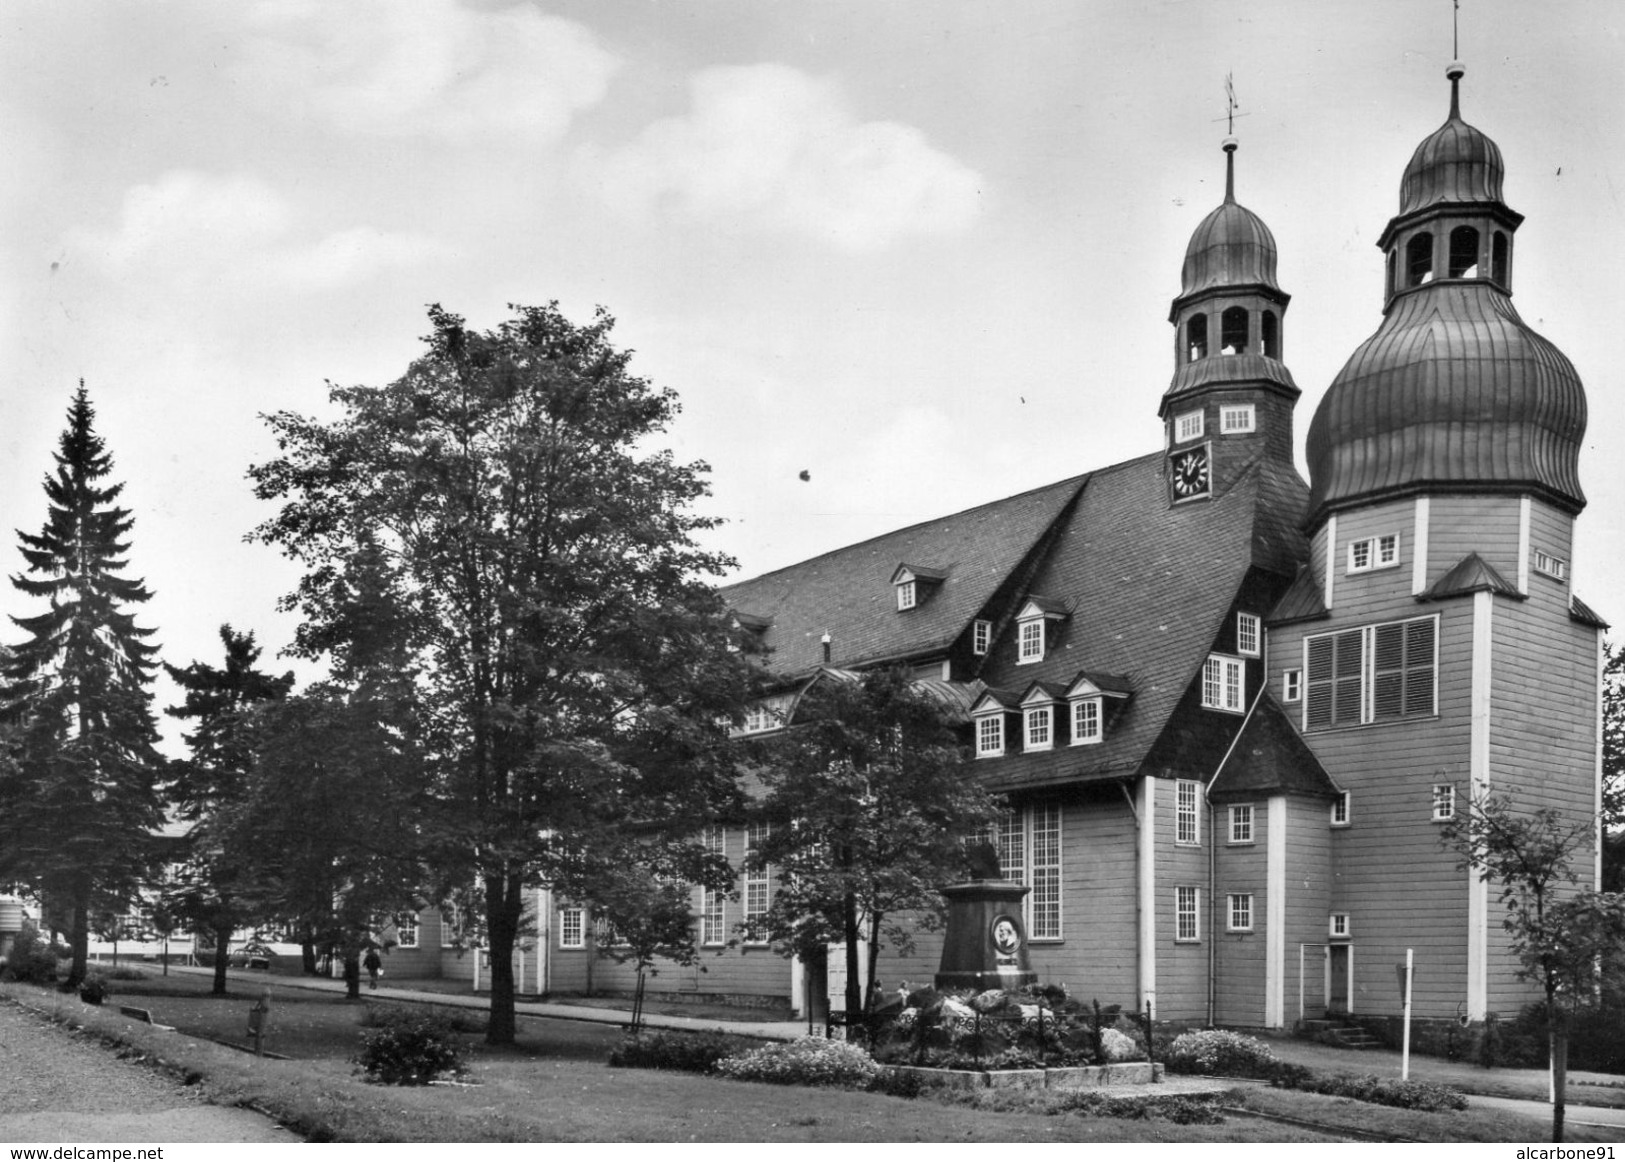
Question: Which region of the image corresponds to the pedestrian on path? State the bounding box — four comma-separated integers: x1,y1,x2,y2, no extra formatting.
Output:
363,945,382,989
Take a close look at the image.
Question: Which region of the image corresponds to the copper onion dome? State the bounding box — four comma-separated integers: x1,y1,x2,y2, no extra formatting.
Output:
1178,142,1282,297
1306,65,1587,526
1398,65,1505,215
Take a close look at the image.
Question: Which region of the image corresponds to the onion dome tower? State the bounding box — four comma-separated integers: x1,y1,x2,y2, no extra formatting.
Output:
1162,137,1300,506
1305,62,1588,527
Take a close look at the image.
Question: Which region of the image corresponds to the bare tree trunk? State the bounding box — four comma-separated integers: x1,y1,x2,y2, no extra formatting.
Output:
842,890,862,1035
66,898,89,990
212,923,232,995
865,911,883,1014
484,869,521,1045
1552,1008,1568,1143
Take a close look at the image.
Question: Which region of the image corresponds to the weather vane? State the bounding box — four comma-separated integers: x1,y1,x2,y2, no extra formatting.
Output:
1212,73,1248,134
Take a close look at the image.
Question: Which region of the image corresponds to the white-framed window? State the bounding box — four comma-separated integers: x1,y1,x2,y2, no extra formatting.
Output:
743,822,770,945
988,805,1062,941
1018,619,1045,664
1347,533,1400,573
742,702,774,734
1227,893,1253,932
1030,803,1062,941
1236,612,1260,657
1071,697,1102,745
559,906,585,949
394,913,419,949
1175,409,1205,443
1219,403,1256,434
972,619,991,655
1025,705,1053,751
1228,804,1254,844
1176,886,1201,942
1432,784,1456,822
1304,615,1437,731
1283,668,1302,703
1331,791,1350,827
896,579,917,610
1533,550,1568,581
1329,913,1351,939
1202,654,1245,713
701,827,727,946
975,715,1005,758
1176,779,1200,846
440,908,459,948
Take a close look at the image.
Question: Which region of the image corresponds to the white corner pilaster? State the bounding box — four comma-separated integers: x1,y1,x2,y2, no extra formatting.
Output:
1323,514,1338,611
1266,795,1287,1028
1467,589,1493,1019
1412,497,1431,596
1139,777,1157,1014
1516,496,1531,596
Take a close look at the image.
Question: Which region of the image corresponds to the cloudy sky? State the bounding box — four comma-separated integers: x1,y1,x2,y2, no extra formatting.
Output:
2,0,1621,750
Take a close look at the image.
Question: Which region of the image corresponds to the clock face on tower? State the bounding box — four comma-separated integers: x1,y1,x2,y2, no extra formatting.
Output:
1170,444,1212,501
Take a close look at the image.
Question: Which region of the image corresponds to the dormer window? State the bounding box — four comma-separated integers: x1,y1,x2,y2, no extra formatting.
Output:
1014,598,1068,665
1025,705,1053,751
891,564,946,612
976,715,1005,757
1019,619,1044,663
1063,672,1129,746
1072,697,1101,744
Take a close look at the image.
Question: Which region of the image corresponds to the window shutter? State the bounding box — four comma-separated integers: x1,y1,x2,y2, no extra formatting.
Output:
1373,622,1405,720
1404,618,1436,716
1306,636,1334,728
1333,630,1363,726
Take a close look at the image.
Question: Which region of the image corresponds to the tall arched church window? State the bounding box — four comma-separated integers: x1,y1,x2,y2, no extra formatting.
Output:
1220,307,1248,355
1407,233,1434,287
1187,314,1208,362
1448,226,1480,278
1261,310,1279,359
1492,232,1509,286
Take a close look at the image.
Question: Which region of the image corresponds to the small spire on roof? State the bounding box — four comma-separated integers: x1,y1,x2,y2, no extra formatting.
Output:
1446,60,1464,121
1223,136,1238,204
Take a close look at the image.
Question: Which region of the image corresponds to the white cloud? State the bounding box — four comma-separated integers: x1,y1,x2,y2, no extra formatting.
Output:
584,64,984,250
66,171,449,291
236,0,618,141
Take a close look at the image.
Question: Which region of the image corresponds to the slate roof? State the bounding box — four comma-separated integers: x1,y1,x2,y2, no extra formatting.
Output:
1267,565,1329,626
1205,694,1341,803
972,448,1308,793
1420,552,1521,601
721,474,1086,678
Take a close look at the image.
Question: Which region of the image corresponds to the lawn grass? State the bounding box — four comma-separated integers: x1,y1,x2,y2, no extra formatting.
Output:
0,976,1586,1143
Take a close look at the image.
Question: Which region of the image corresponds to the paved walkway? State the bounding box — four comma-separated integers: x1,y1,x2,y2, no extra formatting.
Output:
169,963,810,1041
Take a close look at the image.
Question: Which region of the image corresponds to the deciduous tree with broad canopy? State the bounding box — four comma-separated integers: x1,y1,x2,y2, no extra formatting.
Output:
0,386,164,988
743,667,999,1026
1442,791,1625,1143
250,303,750,1042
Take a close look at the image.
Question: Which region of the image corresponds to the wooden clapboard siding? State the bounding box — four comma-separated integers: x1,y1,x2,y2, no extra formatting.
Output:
1154,777,1213,1021
1284,798,1334,1022
1428,495,1522,584
1213,800,1268,1025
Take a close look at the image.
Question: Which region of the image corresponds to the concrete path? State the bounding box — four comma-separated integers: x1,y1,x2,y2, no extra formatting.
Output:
0,999,296,1144
168,962,810,1041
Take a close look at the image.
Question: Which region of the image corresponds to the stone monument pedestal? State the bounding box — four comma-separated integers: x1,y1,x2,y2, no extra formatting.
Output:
934,879,1037,991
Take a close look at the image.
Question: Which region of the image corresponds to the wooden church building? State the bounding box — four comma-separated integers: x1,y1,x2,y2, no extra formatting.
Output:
544,60,1606,1029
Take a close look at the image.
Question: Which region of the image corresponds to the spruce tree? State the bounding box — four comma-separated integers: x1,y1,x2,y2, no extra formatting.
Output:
0,384,163,986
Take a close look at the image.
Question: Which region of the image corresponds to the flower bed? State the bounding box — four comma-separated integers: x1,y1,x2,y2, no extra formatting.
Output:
890,1061,1164,1091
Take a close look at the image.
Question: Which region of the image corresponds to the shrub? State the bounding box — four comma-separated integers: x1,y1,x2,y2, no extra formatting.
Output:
607,1030,755,1074
361,1002,484,1035
2,925,68,985
102,966,147,982
1164,1029,1277,1077
867,1067,929,1098
353,1009,466,1085
1278,1071,1466,1112
78,977,109,1005
715,1036,880,1088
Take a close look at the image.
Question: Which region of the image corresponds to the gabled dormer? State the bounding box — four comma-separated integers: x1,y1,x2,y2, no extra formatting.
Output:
891,563,947,611
730,610,773,655
1018,681,1069,752
1063,671,1133,746
969,687,1023,758
1014,596,1068,665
